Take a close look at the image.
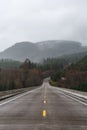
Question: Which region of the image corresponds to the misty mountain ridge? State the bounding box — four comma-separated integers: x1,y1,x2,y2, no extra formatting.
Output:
0,40,87,62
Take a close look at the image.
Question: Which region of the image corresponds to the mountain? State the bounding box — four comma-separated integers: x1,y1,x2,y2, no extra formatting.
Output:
0,42,40,62
0,40,87,62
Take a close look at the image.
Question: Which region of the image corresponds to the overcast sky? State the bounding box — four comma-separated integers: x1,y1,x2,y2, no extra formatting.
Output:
0,0,87,51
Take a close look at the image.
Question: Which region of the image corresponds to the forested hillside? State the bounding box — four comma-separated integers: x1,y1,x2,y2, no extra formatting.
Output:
50,55,87,92
0,59,42,91
0,59,21,69
0,54,87,92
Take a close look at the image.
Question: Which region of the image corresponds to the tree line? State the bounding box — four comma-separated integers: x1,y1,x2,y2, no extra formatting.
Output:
0,55,87,92
0,59,42,91
50,56,87,92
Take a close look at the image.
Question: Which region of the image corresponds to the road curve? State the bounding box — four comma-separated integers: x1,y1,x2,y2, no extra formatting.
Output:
0,82,87,130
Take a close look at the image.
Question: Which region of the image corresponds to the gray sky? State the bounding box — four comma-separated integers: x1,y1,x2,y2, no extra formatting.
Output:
0,0,87,51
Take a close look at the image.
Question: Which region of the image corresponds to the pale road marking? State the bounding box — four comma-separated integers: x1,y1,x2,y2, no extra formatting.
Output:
44,100,46,104
42,110,46,117
0,87,41,106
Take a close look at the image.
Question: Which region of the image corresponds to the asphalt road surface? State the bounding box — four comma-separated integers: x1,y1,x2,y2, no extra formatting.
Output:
0,82,87,130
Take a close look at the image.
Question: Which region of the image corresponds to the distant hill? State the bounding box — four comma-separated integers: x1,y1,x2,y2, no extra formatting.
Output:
0,42,40,62
0,40,87,62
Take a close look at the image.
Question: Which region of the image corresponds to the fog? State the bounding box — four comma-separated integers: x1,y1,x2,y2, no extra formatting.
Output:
0,0,87,51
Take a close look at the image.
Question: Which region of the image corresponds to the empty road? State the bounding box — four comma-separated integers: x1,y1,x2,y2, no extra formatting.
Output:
0,82,87,130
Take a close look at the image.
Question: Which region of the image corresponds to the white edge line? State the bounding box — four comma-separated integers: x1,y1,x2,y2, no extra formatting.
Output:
53,86,87,99
54,88,87,106
62,92,87,106
0,87,41,106
52,87,87,106
49,83,87,106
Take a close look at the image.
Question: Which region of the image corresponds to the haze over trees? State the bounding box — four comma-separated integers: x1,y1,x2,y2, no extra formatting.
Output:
0,59,21,69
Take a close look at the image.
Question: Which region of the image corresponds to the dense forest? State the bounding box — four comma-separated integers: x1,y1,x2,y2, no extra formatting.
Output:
0,59,42,91
0,57,71,91
50,55,87,92
0,54,87,92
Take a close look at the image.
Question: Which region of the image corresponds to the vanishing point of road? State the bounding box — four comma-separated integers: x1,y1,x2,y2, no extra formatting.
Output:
0,81,87,130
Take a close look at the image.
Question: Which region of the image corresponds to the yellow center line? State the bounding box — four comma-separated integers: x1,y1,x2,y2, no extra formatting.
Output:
42,110,46,117
42,85,47,118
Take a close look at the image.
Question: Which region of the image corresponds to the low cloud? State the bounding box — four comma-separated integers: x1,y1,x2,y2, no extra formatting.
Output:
0,0,87,51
